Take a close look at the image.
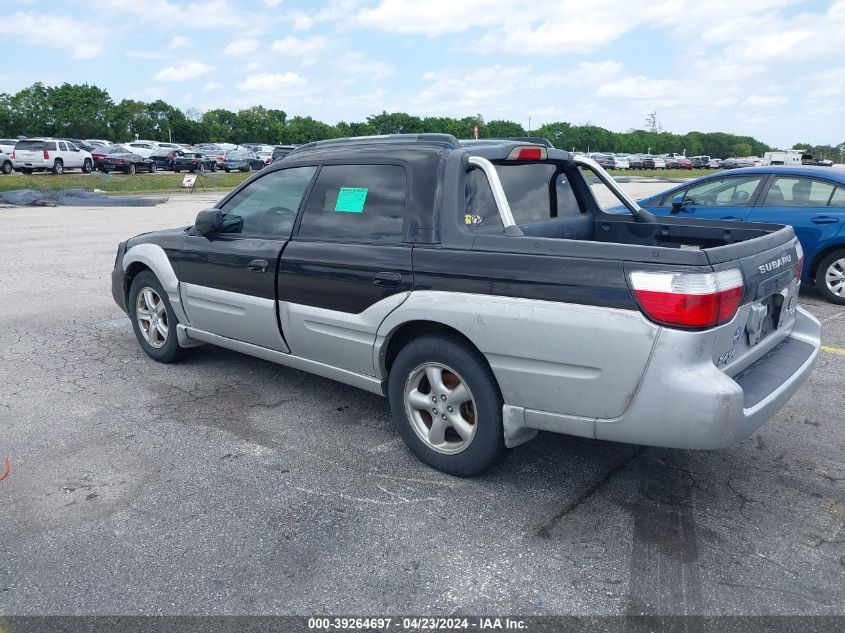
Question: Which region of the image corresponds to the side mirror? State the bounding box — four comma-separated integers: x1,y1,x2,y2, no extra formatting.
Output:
194,208,223,235
670,194,685,214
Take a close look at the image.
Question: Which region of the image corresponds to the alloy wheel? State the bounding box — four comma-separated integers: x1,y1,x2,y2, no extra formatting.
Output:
136,287,168,348
404,362,478,455
825,258,845,297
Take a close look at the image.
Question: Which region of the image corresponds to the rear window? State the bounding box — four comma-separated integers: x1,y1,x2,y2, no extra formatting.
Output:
465,163,579,229
15,139,45,150
298,164,407,243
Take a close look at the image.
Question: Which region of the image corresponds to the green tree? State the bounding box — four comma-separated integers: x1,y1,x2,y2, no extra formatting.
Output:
484,120,527,138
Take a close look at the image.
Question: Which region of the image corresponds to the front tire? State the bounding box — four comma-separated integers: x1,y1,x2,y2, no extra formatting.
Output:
126,163,136,175
815,250,845,305
129,271,191,363
149,162,156,173
388,334,507,476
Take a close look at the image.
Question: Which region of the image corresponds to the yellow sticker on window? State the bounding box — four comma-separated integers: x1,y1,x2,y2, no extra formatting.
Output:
335,187,368,213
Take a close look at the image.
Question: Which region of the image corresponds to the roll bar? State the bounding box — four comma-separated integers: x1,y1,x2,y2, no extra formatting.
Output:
467,156,523,235
574,156,656,223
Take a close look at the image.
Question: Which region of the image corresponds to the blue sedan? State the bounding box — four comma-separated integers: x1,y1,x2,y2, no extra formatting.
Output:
635,166,845,304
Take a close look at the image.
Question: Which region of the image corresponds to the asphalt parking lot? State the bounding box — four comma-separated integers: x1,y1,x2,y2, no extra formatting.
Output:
0,186,843,617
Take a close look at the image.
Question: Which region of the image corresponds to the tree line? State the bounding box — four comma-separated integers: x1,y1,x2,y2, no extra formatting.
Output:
2,82,841,159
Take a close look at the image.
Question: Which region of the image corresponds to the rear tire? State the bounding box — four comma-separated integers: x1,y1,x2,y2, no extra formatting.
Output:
82,158,93,173
126,163,136,175
388,333,507,476
815,250,845,305
149,162,156,173
129,271,191,363
51,159,63,175
22,168,33,175
1,161,11,175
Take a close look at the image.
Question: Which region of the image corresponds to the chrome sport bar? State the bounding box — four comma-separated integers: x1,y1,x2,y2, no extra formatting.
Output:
574,156,656,223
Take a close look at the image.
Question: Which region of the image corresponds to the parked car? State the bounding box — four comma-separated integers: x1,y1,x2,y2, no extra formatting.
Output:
664,157,680,169
614,156,630,170
271,145,297,162
676,157,694,169
642,156,666,169
12,138,93,174
0,139,18,154
627,155,644,170
689,157,708,169
100,151,156,174
0,150,13,175
193,144,227,167
634,166,845,304
149,148,184,170
85,139,111,147
222,150,266,172
92,145,131,171
256,150,273,165
110,135,819,475
173,152,218,173
708,158,723,169
124,142,158,158
813,158,834,167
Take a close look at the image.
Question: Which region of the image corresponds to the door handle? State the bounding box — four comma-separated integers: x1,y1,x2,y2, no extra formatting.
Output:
372,271,402,287
811,216,839,225
247,259,269,273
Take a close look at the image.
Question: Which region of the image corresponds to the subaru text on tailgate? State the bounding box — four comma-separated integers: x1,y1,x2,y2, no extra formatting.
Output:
111,135,821,476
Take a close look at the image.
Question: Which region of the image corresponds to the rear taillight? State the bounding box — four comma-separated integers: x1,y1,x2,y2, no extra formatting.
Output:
795,241,804,283
10,151,14,159
629,268,745,328
43,150,49,160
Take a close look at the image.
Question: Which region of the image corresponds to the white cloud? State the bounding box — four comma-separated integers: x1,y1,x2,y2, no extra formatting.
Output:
743,95,789,108
246,61,262,71
263,0,283,6
203,82,223,92
153,61,215,82
237,72,309,94
127,50,169,59
336,52,394,81
6,12,105,59
270,35,334,65
224,38,260,56
169,35,191,49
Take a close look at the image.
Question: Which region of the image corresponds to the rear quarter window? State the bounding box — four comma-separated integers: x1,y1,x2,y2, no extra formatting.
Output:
297,164,407,243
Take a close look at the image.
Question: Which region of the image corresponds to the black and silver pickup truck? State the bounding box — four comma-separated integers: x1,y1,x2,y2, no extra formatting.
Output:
111,134,821,476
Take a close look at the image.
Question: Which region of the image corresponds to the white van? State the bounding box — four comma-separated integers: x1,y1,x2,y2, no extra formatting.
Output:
12,138,93,174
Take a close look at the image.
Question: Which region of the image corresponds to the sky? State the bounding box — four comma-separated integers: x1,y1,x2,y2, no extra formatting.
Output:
3,0,844,148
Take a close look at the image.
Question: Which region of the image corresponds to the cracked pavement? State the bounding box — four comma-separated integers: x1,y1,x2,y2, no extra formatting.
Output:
0,190,843,616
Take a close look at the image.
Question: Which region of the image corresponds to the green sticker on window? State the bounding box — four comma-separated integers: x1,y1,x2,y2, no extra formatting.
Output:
335,187,368,213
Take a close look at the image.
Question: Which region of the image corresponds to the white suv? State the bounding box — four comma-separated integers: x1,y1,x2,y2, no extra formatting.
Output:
12,139,93,174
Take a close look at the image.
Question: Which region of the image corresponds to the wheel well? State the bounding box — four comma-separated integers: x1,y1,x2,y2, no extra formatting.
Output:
382,320,482,376
809,245,845,280
124,261,152,303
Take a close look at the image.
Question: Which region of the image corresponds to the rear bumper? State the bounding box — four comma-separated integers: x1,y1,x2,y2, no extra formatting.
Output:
504,307,821,450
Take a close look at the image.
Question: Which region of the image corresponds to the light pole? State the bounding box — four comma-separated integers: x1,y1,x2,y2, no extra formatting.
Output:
527,117,531,133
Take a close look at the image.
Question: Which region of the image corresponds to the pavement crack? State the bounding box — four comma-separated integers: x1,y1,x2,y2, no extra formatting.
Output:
536,447,645,539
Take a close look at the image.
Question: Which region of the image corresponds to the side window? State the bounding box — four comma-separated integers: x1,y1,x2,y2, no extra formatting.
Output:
218,166,317,237
44,141,57,151
67,142,78,151
684,175,764,206
659,188,686,206
297,164,407,243
829,187,845,208
762,177,836,207
57,142,67,151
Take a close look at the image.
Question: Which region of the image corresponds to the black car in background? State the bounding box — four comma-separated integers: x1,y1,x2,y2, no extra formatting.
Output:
149,148,184,170
100,151,156,174
173,152,217,173
91,145,131,171
221,150,265,172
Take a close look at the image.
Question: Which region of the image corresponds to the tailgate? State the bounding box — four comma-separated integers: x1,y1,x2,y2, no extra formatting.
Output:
707,229,803,374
